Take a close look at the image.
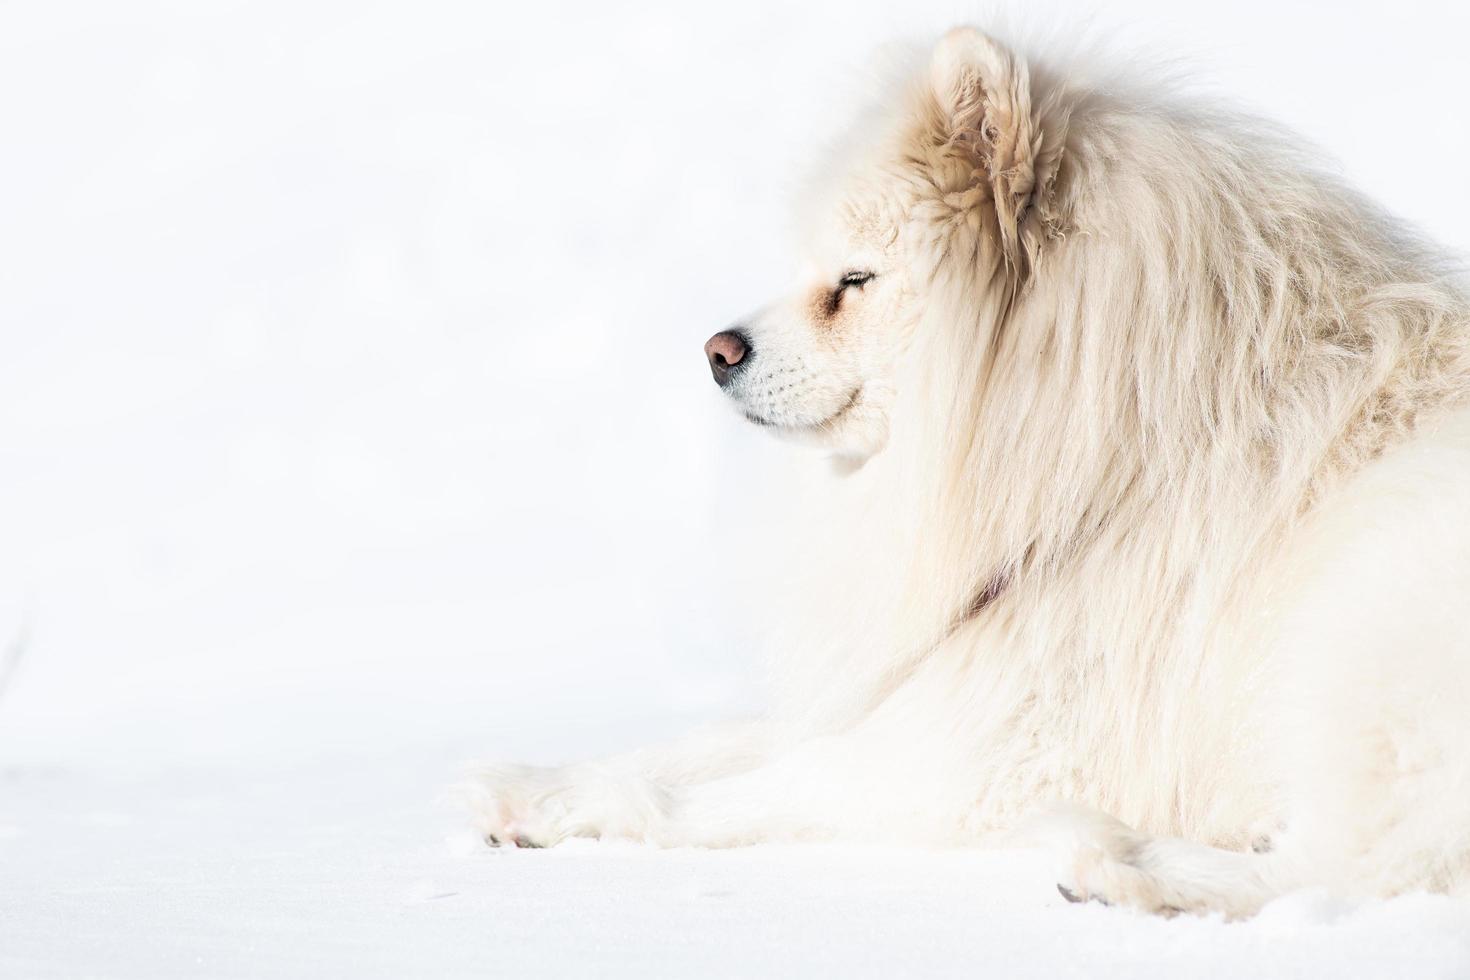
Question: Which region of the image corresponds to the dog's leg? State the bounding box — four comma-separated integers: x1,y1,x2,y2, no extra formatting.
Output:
648,731,960,847
463,719,775,847
1034,805,1288,919
1262,418,1470,904
637,652,1015,847
468,635,1006,848
1044,416,1470,918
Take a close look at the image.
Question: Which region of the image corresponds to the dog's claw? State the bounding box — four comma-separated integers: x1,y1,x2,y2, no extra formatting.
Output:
513,835,542,849
1058,883,1111,906
485,833,501,847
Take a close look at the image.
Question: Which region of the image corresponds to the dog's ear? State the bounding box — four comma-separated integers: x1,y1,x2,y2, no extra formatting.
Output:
929,28,1059,269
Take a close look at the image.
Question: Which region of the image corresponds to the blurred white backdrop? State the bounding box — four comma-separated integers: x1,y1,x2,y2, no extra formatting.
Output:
1,0,1467,771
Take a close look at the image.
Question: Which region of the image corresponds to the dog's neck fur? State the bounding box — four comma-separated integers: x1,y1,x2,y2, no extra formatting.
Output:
773,91,1470,741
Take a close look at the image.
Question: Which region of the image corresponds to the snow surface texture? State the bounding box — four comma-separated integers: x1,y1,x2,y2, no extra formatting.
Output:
3,2,1470,977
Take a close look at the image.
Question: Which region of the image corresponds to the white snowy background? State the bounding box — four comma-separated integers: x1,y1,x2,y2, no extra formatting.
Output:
3,1,1469,976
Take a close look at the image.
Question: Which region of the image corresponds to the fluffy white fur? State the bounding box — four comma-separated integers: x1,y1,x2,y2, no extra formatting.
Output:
466,27,1470,918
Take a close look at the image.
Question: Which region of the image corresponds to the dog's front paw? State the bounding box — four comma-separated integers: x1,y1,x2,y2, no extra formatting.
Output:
460,763,671,849
1032,804,1268,919
1030,804,1187,917
461,763,578,848
1057,836,1185,917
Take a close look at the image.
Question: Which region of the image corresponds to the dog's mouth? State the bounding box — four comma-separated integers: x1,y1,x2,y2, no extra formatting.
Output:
744,386,862,432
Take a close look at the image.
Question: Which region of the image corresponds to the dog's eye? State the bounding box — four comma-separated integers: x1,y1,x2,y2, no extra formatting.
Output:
829,271,876,314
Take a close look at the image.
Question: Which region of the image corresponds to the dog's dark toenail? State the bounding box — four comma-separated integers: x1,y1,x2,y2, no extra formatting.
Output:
485,833,501,847
513,835,542,849
1058,883,1084,903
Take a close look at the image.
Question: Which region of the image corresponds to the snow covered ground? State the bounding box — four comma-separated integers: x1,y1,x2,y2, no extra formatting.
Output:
9,737,1470,980
3,1,1470,976
10,750,1470,979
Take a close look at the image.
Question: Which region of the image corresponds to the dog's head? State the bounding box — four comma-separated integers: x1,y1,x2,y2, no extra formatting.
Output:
703,28,1071,463
699,26,1070,464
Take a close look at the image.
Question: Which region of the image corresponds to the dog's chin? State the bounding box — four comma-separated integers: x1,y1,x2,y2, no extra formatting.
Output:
739,386,864,434
737,388,883,466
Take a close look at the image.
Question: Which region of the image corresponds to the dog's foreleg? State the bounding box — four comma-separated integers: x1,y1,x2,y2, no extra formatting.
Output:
648,707,984,848
1032,804,1291,919
464,719,774,847
647,735,889,847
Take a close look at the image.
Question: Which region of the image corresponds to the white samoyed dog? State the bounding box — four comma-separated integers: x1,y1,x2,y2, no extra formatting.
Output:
468,27,1470,918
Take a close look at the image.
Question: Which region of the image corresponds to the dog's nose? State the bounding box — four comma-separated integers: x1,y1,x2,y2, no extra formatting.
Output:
704,331,750,386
